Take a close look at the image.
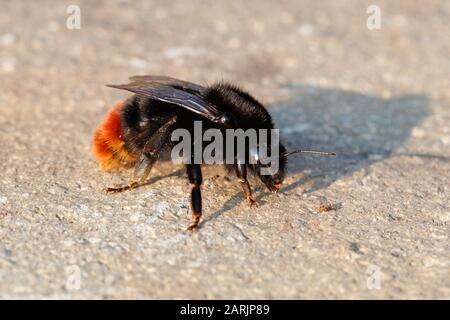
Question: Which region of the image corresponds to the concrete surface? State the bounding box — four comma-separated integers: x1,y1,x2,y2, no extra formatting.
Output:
0,0,449,299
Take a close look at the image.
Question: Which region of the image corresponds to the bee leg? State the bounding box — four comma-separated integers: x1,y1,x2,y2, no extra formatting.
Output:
186,164,203,231
106,116,177,194
236,163,258,208
105,157,155,193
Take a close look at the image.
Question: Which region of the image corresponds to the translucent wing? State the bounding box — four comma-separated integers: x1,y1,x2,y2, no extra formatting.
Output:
128,75,206,95
107,76,228,124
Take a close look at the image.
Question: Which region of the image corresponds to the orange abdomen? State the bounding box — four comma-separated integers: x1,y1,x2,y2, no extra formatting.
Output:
92,101,137,171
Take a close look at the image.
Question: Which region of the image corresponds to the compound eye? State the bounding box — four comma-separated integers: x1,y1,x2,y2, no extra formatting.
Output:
272,173,282,184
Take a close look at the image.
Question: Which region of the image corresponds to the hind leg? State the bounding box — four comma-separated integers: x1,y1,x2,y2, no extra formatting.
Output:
106,116,176,193
105,156,155,193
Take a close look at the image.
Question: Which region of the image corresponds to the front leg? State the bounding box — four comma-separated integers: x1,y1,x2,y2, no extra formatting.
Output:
236,163,258,207
186,164,203,231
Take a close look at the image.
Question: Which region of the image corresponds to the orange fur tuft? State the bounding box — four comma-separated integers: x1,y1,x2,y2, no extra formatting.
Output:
92,101,137,171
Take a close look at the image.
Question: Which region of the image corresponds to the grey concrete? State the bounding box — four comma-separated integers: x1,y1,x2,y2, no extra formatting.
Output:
0,0,449,299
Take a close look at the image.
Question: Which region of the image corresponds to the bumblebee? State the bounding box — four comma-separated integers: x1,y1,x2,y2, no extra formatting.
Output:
93,76,334,230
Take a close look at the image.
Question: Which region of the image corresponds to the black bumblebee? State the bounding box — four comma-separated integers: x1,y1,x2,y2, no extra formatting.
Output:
93,76,334,230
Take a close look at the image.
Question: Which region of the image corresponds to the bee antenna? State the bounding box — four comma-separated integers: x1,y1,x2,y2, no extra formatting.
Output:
282,149,336,158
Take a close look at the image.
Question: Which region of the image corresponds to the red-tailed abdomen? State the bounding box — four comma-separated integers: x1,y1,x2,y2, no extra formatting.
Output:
92,101,136,171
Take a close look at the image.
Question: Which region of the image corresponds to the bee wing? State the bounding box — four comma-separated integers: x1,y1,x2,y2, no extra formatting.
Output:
128,75,206,95
107,80,228,125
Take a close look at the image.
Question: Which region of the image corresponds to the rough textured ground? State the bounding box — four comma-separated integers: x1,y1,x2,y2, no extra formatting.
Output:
0,0,449,299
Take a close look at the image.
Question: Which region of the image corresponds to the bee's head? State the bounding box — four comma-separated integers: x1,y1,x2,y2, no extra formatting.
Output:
252,143,287,193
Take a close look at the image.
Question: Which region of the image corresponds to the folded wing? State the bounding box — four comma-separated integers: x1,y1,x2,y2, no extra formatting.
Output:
107,76,229,125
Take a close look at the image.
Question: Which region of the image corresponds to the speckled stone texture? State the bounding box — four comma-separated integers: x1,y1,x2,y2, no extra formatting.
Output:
0,0,448,299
